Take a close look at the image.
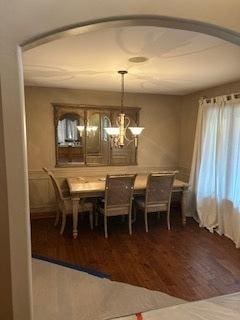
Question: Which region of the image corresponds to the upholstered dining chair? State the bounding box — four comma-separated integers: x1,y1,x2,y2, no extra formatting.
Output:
98,174,136,238
42,167,94,234
134,172,177,232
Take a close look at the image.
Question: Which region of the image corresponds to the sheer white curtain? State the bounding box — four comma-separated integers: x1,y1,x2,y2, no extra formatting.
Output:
57,119,66,144
66,119,78,141
58,119,78,144
189,95,240,248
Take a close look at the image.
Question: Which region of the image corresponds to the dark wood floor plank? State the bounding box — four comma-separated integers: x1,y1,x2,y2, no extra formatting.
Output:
31,211,240,301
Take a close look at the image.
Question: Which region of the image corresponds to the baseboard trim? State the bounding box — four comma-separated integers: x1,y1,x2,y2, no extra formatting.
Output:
31,211,56,219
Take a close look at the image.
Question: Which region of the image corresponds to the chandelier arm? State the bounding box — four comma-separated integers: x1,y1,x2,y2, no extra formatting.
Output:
123,116,132,142
124,116,139,147
116,116,120,126
125,116,130,128
124,135,135,143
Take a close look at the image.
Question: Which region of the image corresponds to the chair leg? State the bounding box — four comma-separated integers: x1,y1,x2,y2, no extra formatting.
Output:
132,205,137,223
167,209,171,230
89,212,93,230
144,210,149,233
60,212,67,234
95,211,99,227
129,213,132,235
104,215,108,238
54,209,60,226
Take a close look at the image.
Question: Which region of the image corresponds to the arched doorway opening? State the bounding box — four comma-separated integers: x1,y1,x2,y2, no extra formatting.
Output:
20,14,240,319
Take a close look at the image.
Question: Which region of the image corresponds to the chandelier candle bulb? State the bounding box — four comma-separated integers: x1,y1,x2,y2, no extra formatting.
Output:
134,137,137,147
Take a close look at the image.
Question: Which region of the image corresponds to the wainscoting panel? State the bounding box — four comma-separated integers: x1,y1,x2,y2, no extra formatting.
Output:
29,176,56,213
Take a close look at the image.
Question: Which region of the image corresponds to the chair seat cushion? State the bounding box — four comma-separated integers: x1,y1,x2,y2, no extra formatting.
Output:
81,201,93,212
135,197,168,212
99,205,130,217
62,199,93,214
134,196,145,208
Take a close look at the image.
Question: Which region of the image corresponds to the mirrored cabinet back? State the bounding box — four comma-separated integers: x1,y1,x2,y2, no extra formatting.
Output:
53,104,140,167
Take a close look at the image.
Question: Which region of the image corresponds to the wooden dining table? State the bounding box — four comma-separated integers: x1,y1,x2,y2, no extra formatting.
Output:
67,174,189,238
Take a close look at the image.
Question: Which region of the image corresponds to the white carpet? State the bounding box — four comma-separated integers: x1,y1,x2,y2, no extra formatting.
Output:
116,292,240,320
33,258,184,320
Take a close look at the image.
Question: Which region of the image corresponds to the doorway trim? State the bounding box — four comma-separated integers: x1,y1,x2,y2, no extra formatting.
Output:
22,15,240,51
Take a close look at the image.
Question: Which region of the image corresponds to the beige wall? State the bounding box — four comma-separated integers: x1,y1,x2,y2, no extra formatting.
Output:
25,86,181,212
25,86,181,170
179,80,240,178
0,84,13,319
26,81,240,211
0,48,33,320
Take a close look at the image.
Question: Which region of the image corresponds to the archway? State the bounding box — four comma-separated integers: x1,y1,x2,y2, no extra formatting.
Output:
22,15,240,51
2,13,239,320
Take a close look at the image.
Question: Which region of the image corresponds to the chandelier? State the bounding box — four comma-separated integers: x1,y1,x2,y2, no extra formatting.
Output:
104,71,144,148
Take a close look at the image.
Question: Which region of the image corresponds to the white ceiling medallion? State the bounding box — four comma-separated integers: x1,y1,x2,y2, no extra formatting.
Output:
128,56,148,63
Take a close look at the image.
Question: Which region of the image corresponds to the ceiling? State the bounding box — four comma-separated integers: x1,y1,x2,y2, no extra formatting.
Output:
23,26,240,95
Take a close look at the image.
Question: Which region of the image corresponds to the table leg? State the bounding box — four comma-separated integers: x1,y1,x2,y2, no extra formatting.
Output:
72,198,79,239
181,189,188,226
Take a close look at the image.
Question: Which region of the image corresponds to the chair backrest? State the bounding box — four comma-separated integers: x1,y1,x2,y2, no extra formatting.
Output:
105,174,136,208
145,172,176,205
42,167,64,202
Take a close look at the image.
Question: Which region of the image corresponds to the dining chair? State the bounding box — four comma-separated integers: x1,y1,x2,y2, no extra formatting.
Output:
42,167,94,234
134,172,177,232
98,174,136,238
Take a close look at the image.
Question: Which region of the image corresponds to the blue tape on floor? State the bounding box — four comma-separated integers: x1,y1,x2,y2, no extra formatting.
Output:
32,254,109,279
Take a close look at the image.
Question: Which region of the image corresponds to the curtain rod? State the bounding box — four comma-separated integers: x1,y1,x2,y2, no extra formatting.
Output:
200,92,240,103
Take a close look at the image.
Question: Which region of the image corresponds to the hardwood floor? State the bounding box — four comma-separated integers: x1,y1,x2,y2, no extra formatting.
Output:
31,210,240,301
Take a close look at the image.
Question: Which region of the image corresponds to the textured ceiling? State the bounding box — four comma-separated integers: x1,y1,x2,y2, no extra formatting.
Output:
23,26,240,95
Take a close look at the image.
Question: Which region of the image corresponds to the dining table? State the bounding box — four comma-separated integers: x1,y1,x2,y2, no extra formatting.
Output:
67,174,189,238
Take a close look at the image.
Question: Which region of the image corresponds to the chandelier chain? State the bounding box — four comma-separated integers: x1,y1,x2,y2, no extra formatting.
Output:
121,72,124,113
